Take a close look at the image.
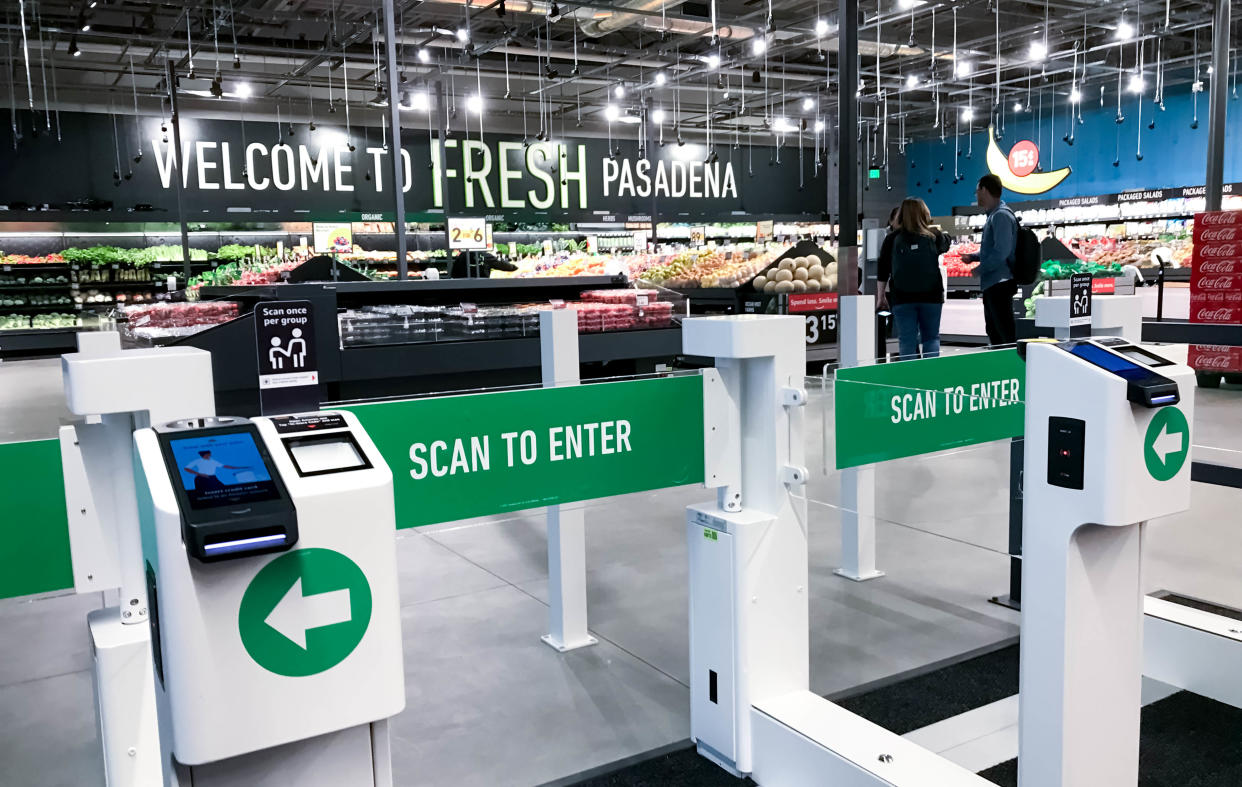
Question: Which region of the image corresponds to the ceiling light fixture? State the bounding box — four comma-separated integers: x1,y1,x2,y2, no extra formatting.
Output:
418,48,431,63
752,37,767,55
652,108,666,124
962,107,975,121
801,97,814,111
1116,19,1134,40
706,53,720,69
605,104,620,121
548,1,562,21
69,38,81,57
614,83,626,98
467,93,483,113
1127,73,1145,93
1013,101,1023,111
236,81,252,98
955,60,972,77
1029,41,1047,61
655,71,666,86
1069,87,1082,103
906,74,918,89
815,18,829,37
456,27,470,43
814,119,826,132
773,117,796,133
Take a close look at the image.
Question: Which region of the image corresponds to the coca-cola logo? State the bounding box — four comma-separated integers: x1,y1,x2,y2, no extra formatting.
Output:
1198,260,1242,274
1196,275,1241,289
1199,244,1240,258
1201,212,1242,226
1195,354,1235,369
1199,227,1240,242
1197,307,1238,321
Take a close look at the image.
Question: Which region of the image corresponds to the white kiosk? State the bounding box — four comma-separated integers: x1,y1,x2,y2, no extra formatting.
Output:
60,333,216,785
682,318,1193,786
133,410,403,786
1020,338,1193,785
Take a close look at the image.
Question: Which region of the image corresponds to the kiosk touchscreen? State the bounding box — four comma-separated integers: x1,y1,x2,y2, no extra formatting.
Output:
156,418,298,562
135,410,403,785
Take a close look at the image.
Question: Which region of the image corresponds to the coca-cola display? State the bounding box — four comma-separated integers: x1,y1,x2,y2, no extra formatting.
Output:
1191,211,1242,326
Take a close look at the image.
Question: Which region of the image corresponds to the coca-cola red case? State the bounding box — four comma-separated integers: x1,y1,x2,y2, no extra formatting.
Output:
1188,344,1242,374
1192,211,1242,324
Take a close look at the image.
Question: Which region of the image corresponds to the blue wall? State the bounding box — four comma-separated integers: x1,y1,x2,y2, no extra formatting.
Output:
905,90,1242,215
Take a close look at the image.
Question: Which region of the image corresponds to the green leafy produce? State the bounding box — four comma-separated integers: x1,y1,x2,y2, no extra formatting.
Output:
60,246,129,267
1039,259,1125,281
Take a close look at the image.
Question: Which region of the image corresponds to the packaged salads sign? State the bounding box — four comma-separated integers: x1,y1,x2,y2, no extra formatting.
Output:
0,111,825,221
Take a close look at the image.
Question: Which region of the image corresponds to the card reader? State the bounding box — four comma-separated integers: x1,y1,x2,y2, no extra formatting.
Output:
1066,341,1181,408
155,416,298,562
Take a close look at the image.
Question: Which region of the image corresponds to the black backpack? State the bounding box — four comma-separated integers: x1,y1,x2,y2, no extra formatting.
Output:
891,232,944,294
1003,208,1042,285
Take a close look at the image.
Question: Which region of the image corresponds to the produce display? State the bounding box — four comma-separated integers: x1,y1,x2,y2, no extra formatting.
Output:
751,253,838,294
943,242,981,278
339,292,674,347
121,301,241,340
1,253,65,265
1038,259,1125,280
187,260,301,295
641,247,788,288
0,292,72,307
1071,236,1192,268
1,312,79,330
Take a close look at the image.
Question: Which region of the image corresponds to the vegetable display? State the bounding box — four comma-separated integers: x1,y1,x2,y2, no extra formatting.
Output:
1038,259,1124,280
753,254,838,294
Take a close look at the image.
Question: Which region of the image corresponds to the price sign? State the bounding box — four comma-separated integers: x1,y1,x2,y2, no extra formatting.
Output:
803,311,839,345
689,226,707,246
755,220,774,241
786,292,840,346
447,217,488,250
1069,272,1092,331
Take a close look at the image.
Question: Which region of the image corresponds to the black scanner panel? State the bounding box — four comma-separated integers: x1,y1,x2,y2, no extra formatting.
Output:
156,419,298,563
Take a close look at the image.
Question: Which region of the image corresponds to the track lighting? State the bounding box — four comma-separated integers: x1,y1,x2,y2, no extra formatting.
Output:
68,39,80,57
705,149,719,165
548,1,561,21
209,78,223,98
496,1,506,17
751,70,761,84
233,55,241,69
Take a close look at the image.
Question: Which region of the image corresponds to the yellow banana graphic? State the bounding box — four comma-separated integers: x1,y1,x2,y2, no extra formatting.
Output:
986,126,1071,194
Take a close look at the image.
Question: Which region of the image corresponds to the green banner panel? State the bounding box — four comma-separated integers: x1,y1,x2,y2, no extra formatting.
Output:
834,350,1026,469
0,439,73,600
343,374,706,528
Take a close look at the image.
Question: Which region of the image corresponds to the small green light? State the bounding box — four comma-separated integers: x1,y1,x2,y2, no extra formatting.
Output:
868,168,882,179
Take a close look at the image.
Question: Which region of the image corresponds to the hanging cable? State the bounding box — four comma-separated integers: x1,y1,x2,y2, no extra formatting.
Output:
18,0,34,110
35,2,49,131
49,33,60,142
129,55,142,159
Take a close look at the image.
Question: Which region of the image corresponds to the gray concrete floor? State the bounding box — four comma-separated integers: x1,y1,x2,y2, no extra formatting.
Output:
0,347,1238,787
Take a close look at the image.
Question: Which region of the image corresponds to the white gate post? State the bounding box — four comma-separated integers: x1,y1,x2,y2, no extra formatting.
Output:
834,295,884,581
539,308,597,652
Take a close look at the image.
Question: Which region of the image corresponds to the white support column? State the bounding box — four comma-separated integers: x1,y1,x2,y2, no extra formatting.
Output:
539,308,597,652
835,295,884,582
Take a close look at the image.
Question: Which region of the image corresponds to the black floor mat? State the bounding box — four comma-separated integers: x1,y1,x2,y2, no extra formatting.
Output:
981,690,1242,787
568,747,753,787
835,644,1020,735
563,645,1242,787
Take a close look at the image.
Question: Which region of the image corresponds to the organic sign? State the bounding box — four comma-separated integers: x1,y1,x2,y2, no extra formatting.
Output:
342,374,706,527
834,350,1026,469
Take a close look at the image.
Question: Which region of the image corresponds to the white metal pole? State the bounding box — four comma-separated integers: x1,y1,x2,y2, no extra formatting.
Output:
835,295,884,581
539,308,597,652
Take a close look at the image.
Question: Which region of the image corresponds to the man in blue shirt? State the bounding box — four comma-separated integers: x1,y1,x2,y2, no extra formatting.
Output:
961,174,1018,345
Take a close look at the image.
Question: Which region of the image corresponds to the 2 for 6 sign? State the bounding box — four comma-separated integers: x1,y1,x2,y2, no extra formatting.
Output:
447,217,488,250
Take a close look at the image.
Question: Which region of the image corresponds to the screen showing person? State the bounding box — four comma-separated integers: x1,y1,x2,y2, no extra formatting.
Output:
168,431,281,509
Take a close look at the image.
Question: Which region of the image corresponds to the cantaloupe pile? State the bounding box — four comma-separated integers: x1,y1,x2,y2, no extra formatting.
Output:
752,254,839,294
